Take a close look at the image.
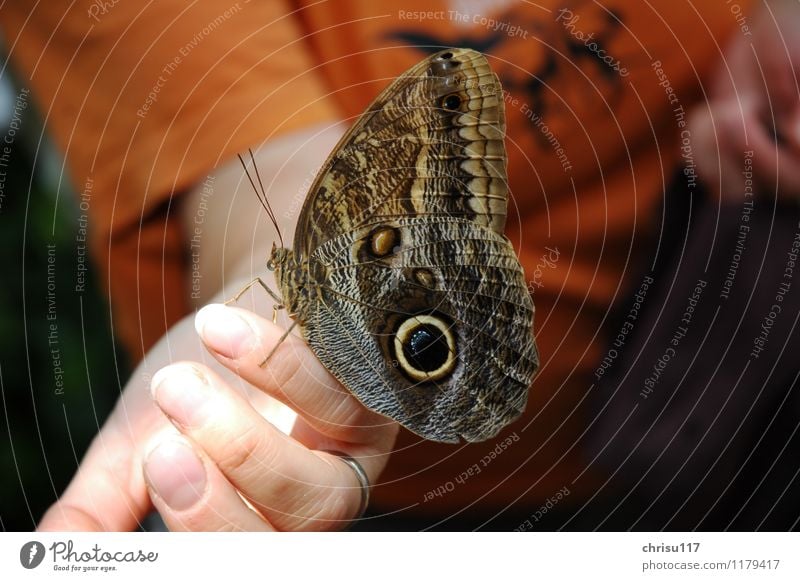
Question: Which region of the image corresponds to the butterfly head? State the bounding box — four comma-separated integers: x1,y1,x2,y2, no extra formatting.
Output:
267,243,290,272
268,243,305,315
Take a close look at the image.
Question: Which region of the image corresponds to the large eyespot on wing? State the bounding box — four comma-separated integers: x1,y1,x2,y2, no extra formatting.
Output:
392,313,457,383
293,48,510,259
304,217,538,443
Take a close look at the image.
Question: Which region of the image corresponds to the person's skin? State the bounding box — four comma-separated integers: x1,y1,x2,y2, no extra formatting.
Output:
38,123,399,532
38,1,800,532
690,0,800,201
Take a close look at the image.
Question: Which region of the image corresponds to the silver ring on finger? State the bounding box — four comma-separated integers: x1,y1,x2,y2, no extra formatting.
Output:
323,450,370,523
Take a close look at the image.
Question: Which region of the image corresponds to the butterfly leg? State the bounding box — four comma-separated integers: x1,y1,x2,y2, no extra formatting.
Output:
259,320,298,368
227,276,286,329
225,277,283,306
272,303,284,325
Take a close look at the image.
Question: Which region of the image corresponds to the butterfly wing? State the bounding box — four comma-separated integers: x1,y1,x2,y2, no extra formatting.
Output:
305,217,537,443
289,48,538,442
293,48,509,255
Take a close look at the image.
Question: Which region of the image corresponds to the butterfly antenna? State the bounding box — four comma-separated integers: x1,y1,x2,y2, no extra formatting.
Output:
237,150,284,247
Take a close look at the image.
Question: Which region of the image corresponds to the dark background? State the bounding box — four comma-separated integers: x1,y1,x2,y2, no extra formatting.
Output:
0,68,124,531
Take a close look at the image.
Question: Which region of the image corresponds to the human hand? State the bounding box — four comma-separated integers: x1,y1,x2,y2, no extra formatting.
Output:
33,123,391,531
143,304,398,531
37,299,398,531
690,0,800,201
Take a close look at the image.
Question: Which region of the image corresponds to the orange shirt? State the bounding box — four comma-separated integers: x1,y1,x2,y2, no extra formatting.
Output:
1,0,751,520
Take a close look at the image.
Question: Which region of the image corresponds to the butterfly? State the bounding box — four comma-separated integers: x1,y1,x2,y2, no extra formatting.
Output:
240,48,538,443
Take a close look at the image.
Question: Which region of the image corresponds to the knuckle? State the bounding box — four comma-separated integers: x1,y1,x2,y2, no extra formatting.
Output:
208,520,250,532
326,394,363,429
216,423,272,478
294,489,353,531
270,338,306,390
179,511,243,532
42,503,104,532
327,486,358,525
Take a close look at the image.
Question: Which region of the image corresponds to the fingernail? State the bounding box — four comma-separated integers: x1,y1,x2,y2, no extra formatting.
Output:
195,304,256,359
144,438,207,511
151,364,212,427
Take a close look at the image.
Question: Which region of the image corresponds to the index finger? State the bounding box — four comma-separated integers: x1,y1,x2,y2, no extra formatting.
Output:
150,362,378,531
194,304,397,449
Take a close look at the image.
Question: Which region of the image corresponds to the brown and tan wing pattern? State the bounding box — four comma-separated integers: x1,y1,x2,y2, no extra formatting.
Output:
278,48,538,443
304,217,538,443
294,48,509,257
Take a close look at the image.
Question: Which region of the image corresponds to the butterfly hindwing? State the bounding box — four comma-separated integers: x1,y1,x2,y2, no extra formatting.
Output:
304,217,537,443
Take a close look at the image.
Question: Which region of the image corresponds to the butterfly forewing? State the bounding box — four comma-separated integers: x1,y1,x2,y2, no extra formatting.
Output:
294,48,509,257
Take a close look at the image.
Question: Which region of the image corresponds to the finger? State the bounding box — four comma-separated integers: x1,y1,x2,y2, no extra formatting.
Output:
194,304,397,447
37,412,151,531
143,433,273,531
758,31,799,120
689,102,747,202
744,19,800,181
150,362,372,531
747,116,800,198
690,98,800,201
783,108,800,153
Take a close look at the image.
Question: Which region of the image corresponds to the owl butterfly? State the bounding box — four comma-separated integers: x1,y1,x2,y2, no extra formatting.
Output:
242,48,539,443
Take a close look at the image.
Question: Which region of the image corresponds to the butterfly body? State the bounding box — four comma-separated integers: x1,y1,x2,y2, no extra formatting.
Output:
269,48,538,443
